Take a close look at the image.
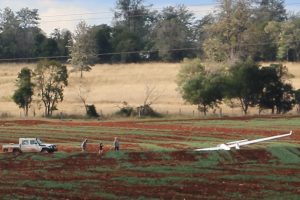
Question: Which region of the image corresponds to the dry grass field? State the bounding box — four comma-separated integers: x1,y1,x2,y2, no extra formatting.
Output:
0,62,300,117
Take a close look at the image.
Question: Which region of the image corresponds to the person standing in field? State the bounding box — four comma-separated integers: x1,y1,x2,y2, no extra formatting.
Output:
98,142,104,156
81,139,88,152
113,137,120,151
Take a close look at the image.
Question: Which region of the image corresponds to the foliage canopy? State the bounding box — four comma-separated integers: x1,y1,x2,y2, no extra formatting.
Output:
12,67,34,116
34,60,68,117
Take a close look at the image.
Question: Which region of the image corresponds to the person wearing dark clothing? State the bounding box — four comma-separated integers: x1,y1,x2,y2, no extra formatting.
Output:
113,137,120,151
98,142,104,156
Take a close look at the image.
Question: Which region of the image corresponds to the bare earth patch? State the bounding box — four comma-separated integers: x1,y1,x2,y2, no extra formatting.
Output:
0,117,299,199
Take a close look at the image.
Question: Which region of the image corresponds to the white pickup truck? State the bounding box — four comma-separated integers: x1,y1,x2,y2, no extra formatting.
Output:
2,138,57,154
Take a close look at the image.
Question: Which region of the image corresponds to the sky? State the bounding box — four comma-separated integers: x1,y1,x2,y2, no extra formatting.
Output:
1,0,300,35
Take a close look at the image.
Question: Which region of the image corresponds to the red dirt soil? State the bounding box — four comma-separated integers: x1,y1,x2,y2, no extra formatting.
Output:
0,117,299,199
1,118,299,139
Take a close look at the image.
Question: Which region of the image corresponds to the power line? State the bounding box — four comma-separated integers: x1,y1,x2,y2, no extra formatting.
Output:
38,3,300,24
41,12,113,18
0,47,199,61
38,2,300,19
40,9,215,23
285,2,300,6
40,3,220,18
0,39,299,62
0,55,69,61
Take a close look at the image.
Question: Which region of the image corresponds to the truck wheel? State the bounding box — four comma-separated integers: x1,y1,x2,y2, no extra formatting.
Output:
41,149,49,153
13,149,21,155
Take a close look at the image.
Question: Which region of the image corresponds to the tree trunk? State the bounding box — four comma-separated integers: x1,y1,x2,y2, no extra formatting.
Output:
230,46,234,61
239,98,248,115
271,107,275,114
45,102,51,117
243,105,248,115
25,104,29,117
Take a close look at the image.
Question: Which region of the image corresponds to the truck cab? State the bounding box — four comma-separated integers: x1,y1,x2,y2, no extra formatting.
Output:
2,138,57,154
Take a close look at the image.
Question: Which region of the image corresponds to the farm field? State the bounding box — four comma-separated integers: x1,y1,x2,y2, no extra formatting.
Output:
0,116,300,199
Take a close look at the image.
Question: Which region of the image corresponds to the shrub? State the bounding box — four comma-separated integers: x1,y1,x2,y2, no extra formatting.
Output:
116,106,136,117
85,104,100,118
115,101,136,117
137,105,161,117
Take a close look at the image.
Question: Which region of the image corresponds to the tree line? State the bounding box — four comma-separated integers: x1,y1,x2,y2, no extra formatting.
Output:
1,0,300,63
12,58,300,117
177,58,300,116
5,0,300,117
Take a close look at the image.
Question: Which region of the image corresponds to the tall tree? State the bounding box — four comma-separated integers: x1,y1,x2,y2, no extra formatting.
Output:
194,14,215,59
112,0,155,62
0,7,41,59
68,21,97,78
295,89,300,113
51,28,72,58
225,60,263,115
181,73,224,115
177,58,205,88
34,60,68,117
203,0,254,62
114,0,154,33
259,64,294,114
279,18,300,61
33,34,60,57
249,0,287,61
16,8,41,58
12,67,34,116
91,24,113,63
177,58,224,115
0,7,20,58
152,5,195,61
265,18,300,61
17,7,40,29
255,0,287,22
112,27,143,62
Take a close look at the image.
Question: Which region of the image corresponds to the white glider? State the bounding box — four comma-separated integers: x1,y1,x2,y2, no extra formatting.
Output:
195,131,292,151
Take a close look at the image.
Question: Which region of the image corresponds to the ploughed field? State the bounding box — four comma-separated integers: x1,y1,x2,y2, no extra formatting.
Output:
0,117,300,200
